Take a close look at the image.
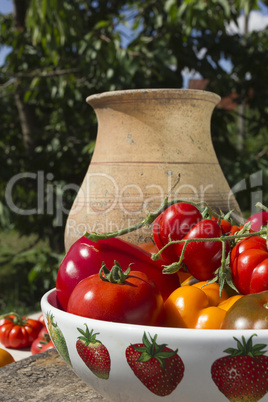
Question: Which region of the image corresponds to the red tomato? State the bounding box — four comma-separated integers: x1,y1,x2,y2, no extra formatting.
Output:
67,263,165,326
176,219,229,281
56,236,180,310
250,259,268,293
211,216,232,234
230,236,268,294
36,326,49,339
0,315,43,349
152,202,202,263
31,327,54,355
38,314,45,326
230,236,267,261
245,211,268,231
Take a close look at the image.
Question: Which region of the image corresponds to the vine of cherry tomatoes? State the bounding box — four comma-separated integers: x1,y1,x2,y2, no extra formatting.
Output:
55,201,268,330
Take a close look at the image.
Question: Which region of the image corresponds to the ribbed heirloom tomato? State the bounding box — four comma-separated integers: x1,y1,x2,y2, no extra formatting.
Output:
230,236,268,294
0,314,43,349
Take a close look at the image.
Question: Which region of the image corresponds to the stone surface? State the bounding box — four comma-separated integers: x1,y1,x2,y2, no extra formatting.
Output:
0,349,108,401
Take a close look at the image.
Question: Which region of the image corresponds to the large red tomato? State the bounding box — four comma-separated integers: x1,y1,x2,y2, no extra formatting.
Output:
67,262,165,326
56,236,180,310
152,202,202,263
230,236,268,294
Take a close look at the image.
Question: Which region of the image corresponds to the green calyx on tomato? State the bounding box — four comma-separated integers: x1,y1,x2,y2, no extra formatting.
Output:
99,260,131,283
0,313,27,327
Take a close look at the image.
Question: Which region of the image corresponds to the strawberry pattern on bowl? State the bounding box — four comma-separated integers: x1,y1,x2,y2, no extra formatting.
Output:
41,288,268,402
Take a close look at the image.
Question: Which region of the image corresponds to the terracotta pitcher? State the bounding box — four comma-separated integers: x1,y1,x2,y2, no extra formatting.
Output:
64,89,241,251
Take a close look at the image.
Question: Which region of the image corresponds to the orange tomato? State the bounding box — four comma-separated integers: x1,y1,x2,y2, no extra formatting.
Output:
137,242,159,254
218,295,243,311
192,281,229,306
178,271,193,284
0,348,15,367
164,282,228,329
181,275,199,286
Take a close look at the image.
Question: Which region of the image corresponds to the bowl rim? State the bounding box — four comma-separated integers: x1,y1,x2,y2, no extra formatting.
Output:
41,288,268,337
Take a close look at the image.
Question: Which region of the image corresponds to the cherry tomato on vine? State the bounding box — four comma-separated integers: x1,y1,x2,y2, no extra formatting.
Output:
152,202,202,263
176,219,229,281
230,236,268,294
211,216,232,234
67,262,165,326
245,210,268,232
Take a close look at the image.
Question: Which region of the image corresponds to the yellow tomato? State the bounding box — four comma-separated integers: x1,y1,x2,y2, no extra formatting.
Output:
164,282,228,329
192,281,229,306
218,295,243,311
0,348,15,367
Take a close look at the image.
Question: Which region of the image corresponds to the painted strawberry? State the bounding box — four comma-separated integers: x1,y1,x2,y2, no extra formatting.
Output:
211,334,268,401
76,324,111,380
125,332,184,396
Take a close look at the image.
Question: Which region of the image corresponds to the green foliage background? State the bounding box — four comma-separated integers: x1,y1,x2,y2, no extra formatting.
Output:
0,0,267,313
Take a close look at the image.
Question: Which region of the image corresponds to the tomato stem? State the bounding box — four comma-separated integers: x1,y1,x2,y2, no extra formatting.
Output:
255,202,268,214
99,260,132,283
0,312,27,326
154,228,268,265
84,197,207,242
159,227,267,293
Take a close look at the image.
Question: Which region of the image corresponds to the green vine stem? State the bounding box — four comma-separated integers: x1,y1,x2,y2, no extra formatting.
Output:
256,202,268,213
152,229,267,264
155,227,268,294
85,197,214,242
83,195,268,293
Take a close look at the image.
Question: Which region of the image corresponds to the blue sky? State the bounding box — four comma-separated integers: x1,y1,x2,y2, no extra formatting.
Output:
0,0,12,13
1,1,268,86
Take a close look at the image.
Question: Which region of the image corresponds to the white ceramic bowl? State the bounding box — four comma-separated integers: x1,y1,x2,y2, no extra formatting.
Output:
41,288,268,402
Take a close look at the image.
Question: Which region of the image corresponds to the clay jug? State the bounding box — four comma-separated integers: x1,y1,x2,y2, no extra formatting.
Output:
64,89,241,251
